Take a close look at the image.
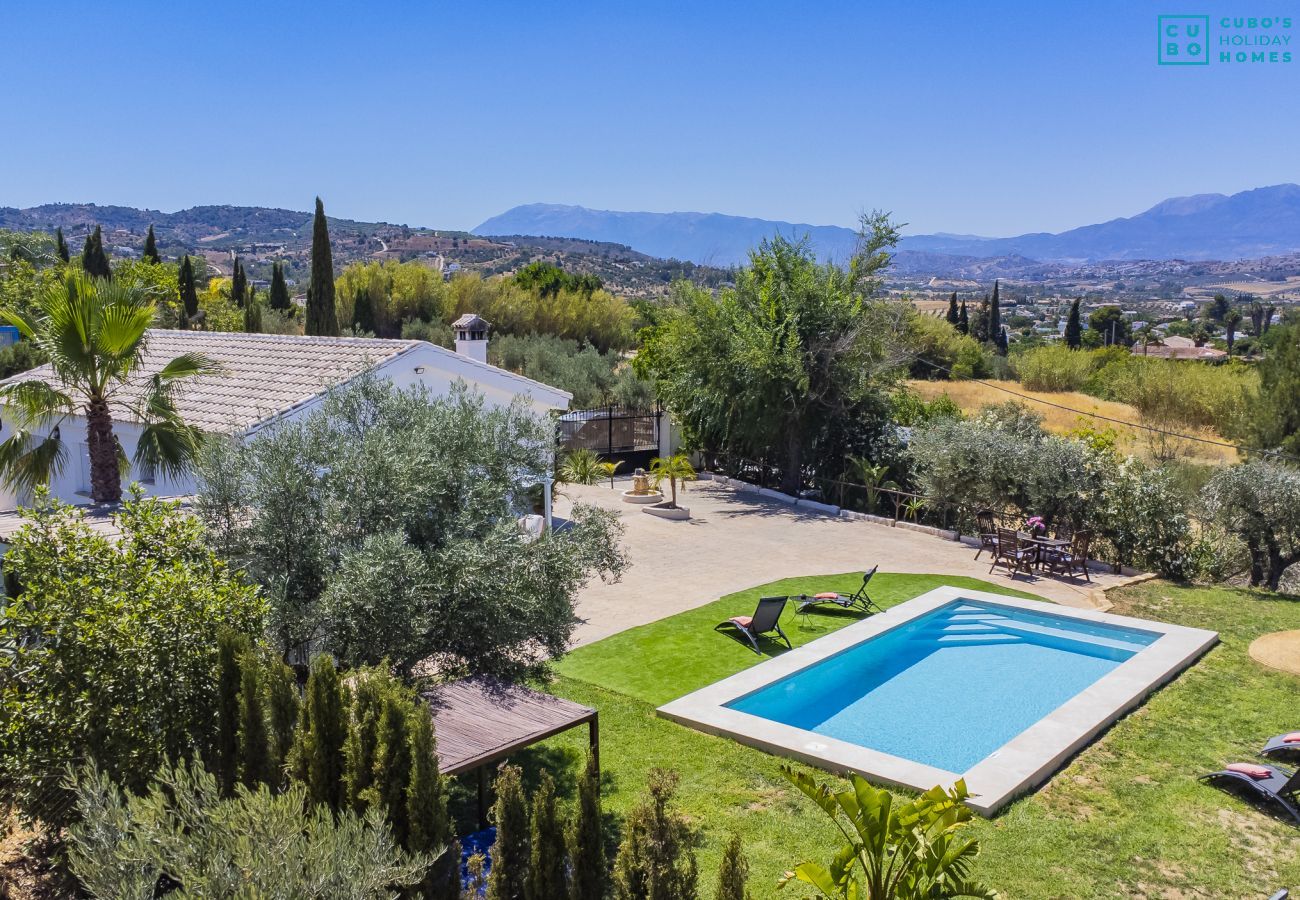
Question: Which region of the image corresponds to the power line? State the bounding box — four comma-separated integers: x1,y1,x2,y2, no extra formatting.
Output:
906,350,1300,463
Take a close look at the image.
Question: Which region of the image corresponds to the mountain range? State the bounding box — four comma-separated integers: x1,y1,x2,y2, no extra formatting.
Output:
473,184,1300,265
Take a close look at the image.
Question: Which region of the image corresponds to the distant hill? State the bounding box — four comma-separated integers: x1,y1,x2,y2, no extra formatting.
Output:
474,185,1300,264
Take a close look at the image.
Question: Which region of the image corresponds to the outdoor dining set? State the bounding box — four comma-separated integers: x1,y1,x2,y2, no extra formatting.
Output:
975,511,1093,582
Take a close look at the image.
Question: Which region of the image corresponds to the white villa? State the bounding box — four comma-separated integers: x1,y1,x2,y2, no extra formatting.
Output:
0,324,571,510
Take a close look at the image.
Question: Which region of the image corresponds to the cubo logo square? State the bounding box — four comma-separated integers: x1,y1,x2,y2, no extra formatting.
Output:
1159,15,1210,64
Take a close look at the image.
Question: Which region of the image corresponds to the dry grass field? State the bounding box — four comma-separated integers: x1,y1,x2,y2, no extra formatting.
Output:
908,379,1239,465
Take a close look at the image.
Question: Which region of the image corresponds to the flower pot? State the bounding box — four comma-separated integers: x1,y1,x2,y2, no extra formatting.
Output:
643,501,690,520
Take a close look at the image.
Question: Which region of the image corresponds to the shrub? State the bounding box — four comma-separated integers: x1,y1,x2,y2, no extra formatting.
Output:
715,833,751,900
1094,458,1203,580
1013,345,1096,392
0,493,263,825
612,769,698,900
906,314,991,380
66,760,431,898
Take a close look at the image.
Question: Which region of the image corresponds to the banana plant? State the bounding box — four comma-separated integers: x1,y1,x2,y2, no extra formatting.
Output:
902,497,927,523
779,766,997,900
847,457,898,515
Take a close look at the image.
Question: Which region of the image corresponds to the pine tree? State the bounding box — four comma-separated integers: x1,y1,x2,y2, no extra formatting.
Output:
54,227,70,263
293,653,348,811
527,771,566,900
232,258,247,308
371,694,414,849
306,197,340,336
352,286,376,334
567,751,604,900
215,630,248,797
344,669,386,814
178,255,199,323
265,653,299,787
957,301,969,335
269,262,291,311
1064,298,1082,349
714,833,750,900
612,769,698,900
408,705,458,900
945,292,959,327
142,225,160,264
81,225,112,278
238,649,275,789
486,765,531,900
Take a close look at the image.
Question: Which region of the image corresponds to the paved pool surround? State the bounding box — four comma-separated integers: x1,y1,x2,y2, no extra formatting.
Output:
657,586,1218,816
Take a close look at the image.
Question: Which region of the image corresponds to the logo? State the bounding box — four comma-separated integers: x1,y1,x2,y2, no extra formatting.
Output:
1158,15,1293,65
1159,15,1210,64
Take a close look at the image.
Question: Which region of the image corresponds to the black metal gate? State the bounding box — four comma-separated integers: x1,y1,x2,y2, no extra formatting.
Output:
557,405,662,470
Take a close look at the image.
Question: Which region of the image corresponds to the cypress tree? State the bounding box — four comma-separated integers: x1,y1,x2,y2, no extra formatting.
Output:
612,769,698,900
215,630,248,797
81,225,111,278
945,292,959,327
971,295,991,344
487,765,531,900
527,771,566,900
989,280,1002,339
715,833,750,900
344,669,386,814
178,255,199,322
243,293,264,334
408,704,458,900
55,227,70,263
1064,298,1082,349
142,225,161,264
232,258,247,308
238,649,275,789
306,197,340,336
269,262,291,311
352,286,376,334
265,653,299,787
371,694,413,848
293,653,348,811
567,751,604,900
957,301,969,335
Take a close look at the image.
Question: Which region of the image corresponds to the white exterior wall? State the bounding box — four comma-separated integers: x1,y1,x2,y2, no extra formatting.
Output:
0,341,570,509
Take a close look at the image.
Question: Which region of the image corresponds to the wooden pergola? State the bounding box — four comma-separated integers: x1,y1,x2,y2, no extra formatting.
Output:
420,675,598,826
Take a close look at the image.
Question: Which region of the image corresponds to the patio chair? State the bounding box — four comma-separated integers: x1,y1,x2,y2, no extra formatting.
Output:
715,596,792,655
1261,732,1300,764
974,510,998,560
796,566,881,616
1201,761,1300,826
1052,520,1074,542
989,527,1036,579
1043,530,1092,582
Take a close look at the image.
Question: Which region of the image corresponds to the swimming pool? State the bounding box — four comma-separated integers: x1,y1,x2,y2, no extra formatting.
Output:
659,586,1217,814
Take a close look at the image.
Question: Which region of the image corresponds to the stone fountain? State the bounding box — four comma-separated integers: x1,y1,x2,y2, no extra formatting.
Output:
621,468,663,504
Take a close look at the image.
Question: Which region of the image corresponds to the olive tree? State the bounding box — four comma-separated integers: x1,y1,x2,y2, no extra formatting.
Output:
1202,459,1300,590
196,375,626,679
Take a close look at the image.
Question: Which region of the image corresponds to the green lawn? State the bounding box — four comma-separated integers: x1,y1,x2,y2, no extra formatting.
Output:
481,573,1300,898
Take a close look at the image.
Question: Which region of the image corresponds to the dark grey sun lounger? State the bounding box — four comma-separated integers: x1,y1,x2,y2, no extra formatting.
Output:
715,596,792,654
1261,732,1300,764
1201,762,1300,825
796,565,881,616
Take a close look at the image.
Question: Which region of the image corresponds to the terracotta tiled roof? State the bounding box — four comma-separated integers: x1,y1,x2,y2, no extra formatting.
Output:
0,330,419,433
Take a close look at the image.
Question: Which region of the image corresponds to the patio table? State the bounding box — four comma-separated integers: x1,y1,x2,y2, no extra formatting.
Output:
1018,533,1070,571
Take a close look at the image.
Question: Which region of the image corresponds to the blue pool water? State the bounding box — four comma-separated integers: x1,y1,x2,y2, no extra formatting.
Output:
726,601,1160,773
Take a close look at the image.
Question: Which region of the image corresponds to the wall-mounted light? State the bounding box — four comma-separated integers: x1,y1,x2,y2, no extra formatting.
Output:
414,366,426,374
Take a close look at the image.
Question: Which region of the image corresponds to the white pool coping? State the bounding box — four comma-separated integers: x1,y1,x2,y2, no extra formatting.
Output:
657,585,1218,816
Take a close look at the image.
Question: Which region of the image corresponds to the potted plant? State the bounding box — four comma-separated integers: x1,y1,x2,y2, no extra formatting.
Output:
644,453,696,520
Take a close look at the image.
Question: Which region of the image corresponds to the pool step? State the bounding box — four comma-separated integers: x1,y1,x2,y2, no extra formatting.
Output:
926,611,1148,655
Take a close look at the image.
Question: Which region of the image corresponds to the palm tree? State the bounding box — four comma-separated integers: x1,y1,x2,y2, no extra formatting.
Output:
0,273,219,504
781,766,996,900
648,453,696,508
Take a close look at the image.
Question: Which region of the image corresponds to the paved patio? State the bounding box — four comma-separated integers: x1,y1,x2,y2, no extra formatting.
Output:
557,477,1133,646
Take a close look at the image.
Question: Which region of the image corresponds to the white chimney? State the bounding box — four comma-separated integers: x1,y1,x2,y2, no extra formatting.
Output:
452,313,490,364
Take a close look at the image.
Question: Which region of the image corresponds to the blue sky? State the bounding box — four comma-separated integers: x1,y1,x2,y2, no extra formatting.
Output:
4,1,1297,236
